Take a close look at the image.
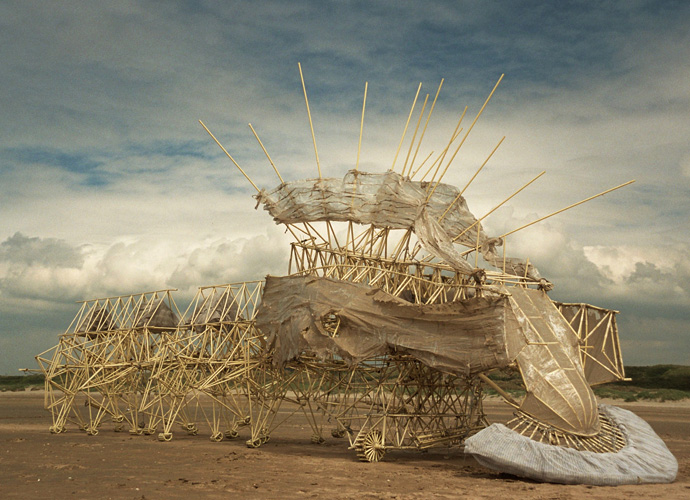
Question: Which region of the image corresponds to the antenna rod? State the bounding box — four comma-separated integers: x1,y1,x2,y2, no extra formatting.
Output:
453,170,545,243
355,82,368,171
438,136,505,222
407,78,444,176
402,93,429,176
426,107,467,184
427,74,504,200
298,62,321,178
249,123,284,183
500,180,636,239
199,120,259,192
351,82,368,210
409,150,435,178
391,83,422,171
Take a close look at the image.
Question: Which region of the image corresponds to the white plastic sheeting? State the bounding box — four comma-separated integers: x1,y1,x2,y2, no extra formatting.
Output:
256,170,540,279
464,404,678,485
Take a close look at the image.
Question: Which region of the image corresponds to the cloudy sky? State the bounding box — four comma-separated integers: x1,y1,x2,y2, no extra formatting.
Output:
1,1,689,374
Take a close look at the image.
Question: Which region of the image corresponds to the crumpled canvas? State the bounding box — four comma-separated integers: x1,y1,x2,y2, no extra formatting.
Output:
464,404,678,485
256,169,541,279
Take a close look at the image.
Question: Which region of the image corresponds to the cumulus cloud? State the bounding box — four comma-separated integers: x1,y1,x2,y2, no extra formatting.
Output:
0,232,84,268
584,244,690,306
169,233,289,290
0,229,290,312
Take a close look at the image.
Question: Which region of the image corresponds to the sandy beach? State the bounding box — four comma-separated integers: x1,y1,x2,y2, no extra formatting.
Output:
1,391,688,499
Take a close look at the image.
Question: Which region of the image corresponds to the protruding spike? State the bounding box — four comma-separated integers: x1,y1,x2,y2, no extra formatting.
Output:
199,120,259,192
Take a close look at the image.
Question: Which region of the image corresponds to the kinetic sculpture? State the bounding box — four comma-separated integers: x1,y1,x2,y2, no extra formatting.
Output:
34,66,677,485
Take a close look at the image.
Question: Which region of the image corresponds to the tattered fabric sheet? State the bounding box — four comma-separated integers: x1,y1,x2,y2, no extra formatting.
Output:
255,170,540,279
258,275,601,436
255,274,525,375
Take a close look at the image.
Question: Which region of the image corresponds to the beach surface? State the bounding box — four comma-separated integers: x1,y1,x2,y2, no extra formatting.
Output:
1,392,688,499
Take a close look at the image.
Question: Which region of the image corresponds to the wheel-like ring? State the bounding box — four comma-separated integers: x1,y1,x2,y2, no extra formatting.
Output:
355,429,386,462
